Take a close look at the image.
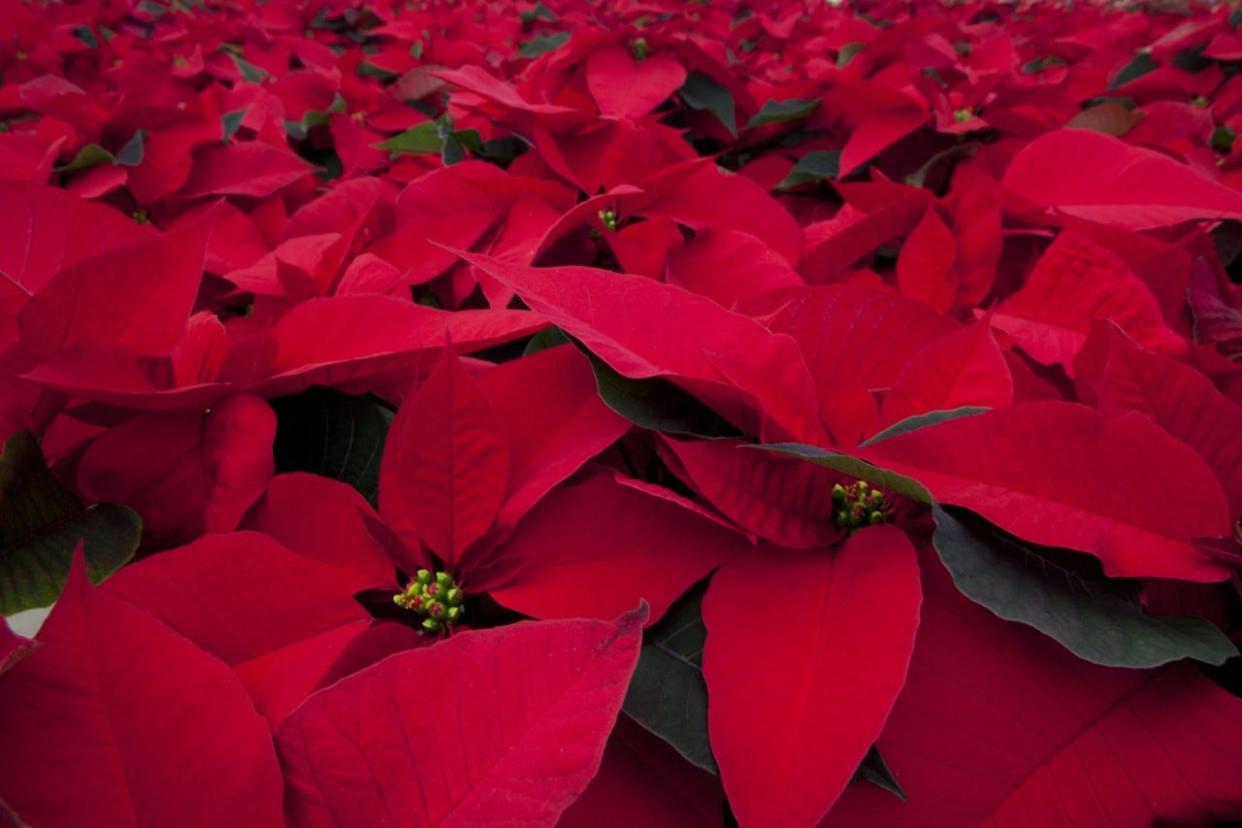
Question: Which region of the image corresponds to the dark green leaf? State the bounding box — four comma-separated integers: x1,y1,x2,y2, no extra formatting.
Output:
230,53,268,82
221,108,248,142
904,141,979,188
680,71,737,137
270,389,394,504
776,150,840,190
623,586,717,773
1213,125,1237,153
857,746,905,801
1022,55,1065,74
1110,51,1156,89
930,504,1238,669
746,97,819,128
519,1,558,23
1232,6,1242,28
73,26,99,48
759,444,933,504
56,144,114,173
114,130,145,166
590,356,740,438
0,432,140,615
357,61,400,81
518,31,569,58
837,42,865,68
374,121,443,155
860,407,989,447
522,326,571,356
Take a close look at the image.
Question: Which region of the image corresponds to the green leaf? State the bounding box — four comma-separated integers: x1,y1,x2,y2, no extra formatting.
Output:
858,746,906,800
56,144,114,173
623,586,717,773
221,108,248,142
73,26,99,48
746,97,819,128
860,407,989,447
590,355,740,438
836,42,865,68
270,389,394,504
930,504,1238,669
519,1,558,23
680,71,737,137
0,432,140,615
230,53,269,82
114,130,145,166
522,326,571,356
1110,51,1156,90
759,443,933,504
357,61,400,81
518,31,569,58
1232,5,1242,28
1213,125,1237,153
376,121,443,155
776,150,840,190
903,141,979,188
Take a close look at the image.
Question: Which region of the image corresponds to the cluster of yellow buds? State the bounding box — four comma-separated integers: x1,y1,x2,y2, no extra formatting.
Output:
832,480,888,532
393,569,465,632
597,208,619,232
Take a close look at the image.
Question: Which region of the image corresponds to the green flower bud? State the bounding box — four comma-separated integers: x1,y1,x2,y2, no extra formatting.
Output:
435,571,453,588
421,618,441,632
416,569,433,584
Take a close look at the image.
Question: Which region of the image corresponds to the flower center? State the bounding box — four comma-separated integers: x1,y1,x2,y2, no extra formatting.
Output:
832,480,888,531
953,108,974,124
394,569,465,632
597,208,618,232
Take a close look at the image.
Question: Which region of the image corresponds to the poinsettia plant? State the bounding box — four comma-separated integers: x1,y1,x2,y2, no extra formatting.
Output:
4,0,1242,824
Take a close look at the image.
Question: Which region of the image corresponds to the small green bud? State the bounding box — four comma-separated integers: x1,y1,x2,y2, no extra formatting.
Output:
421,618,441,632
416,569,433,584
832,483,847,502
631,37,649,61
868,510,885,525
446,606,463,622
597,208,618,232
446,588,463,605
953,108,973,124
435,571,453,588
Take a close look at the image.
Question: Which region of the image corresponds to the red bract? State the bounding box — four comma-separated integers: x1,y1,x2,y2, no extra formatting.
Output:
7,0,1242,825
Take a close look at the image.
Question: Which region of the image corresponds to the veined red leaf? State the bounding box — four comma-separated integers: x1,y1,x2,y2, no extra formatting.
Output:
990,232,1184,374
242,473,399,583
880,322,1013,427
1077,323,1242,516
826,547,1242,826
76,394,275,539
490,469,751,622
104,532,377,724
0,554,284,826
703,526,921,828
277,606,647,827
895,205,956,312
1002,128,1242,229
665,228,803,310
379,345,510,565
179,141,314,199
19,219,210,359
587,45,686,120
858,401,1232,581
455,250,824,444
661,437,839,548
476,345,629,528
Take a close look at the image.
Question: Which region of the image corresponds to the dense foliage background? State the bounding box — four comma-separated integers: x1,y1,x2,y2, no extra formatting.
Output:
3,0,1242,825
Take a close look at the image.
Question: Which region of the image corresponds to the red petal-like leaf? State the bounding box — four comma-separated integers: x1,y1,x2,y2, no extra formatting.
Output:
457,250,824,443
880,322,1013,427
895,205,956,312
662,437,839,548
242,473,399,583
179,141,314,199
826,548,1242,826
1077,323,1242,516
587,46,686,120
104,531,377,725
1002,128,1242,229
490,469,750,622
0,554,284,826
19,219,210,359
859,401,1232,581
991,232,1184,374
277,606,647,826
379,345,510,565
703,526,921,828
477,345,629,528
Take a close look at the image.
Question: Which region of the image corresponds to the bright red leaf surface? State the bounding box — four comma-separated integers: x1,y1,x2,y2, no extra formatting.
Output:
277,606,647,826
0,555,284,826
